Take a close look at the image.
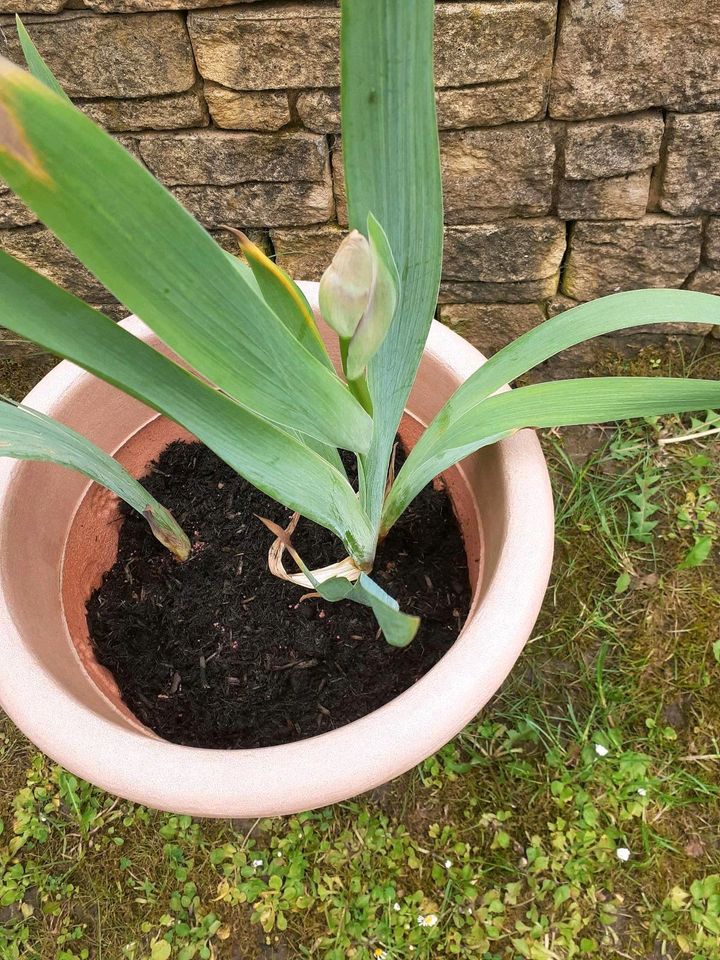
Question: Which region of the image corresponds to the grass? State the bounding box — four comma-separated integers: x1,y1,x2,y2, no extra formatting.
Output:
1,342,719,959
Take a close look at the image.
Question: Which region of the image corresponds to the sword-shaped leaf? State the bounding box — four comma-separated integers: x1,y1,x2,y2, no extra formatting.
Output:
342,0,443,536
0,57,371,453
438,289,720,423
0,250,375,563
383,376,720,533
0,399,190,559
223,226,332,369
14,16,71,103
383,289,720,530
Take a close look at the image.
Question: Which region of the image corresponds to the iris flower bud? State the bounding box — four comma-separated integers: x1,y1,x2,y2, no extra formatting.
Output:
319,230,373,339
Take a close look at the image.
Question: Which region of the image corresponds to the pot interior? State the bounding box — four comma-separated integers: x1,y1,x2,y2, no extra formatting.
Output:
2,317,518,743
60,409,486,739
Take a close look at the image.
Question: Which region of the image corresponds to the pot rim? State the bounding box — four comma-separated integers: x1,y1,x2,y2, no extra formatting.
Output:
0,311,554,817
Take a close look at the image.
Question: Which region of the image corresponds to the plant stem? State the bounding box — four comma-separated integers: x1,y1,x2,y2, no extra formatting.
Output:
340,336,373,415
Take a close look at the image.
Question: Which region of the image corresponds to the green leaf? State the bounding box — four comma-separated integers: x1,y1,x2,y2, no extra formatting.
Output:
224,226,332,370
383,377,720,532
382,288,720,531
0,399,190,559
0,58,371,454
345,213,400,382
14,16,71,104
678,534,713,569
0,250,375,563
150,941,171,960
341,0,443,540
223,232,346,475
614,571,631,595
313,574,419,648
267,518,419,646
431,289,720,427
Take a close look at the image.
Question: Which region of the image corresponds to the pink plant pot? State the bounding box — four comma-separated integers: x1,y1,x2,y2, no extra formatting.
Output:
0,283,554,817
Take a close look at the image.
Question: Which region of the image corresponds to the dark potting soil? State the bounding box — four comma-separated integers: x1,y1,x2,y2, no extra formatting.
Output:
87,441,472,749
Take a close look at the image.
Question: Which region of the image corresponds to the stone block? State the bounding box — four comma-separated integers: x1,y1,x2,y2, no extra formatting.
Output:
204,84,291,131
138,131,329,186
173,180,335,229
436,77,547,129
443,219,566,283
296,89,340,134
439,302,545,356
434,1,556,87
78,90,208,133
564,112,665,180
270,223,345,281
557,170,651,221
441,123,555,223
188,4,340,91
660,113,720,215
0,11,195,98
562,216,702,301
686,266,720,297
550,0,720,119
438,275,559,304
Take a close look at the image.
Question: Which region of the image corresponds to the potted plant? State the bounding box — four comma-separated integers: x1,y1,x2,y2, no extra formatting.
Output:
0,2,717,817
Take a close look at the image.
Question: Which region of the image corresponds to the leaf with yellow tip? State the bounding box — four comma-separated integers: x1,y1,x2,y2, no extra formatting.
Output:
0,57,372,453
223,225,332,369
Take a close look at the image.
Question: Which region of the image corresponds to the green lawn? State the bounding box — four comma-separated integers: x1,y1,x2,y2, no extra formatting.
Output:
1,345,719,960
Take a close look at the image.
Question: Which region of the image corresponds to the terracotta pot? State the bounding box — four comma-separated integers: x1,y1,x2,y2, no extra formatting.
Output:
0,282,554,817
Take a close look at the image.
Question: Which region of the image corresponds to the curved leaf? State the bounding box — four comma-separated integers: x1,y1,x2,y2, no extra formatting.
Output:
316,573,420,648
441,289,720,424
0,250,375,562
224,226,332,369
0,57,371,453
383,376,720,532
0,399,190,559
382,287,720,530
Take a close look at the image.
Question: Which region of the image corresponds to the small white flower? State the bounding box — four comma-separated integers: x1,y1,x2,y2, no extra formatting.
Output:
419,914,438,927
393,902,401,912
252,859,263,868
594,743,609,757
444,859,453,869
373,950,387,959
637,787,647,796
616,847,631,862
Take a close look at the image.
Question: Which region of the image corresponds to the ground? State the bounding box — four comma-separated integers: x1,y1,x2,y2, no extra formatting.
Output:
1,343,719,960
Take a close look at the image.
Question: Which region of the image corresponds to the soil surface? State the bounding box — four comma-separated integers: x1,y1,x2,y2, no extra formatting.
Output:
87,441,472,749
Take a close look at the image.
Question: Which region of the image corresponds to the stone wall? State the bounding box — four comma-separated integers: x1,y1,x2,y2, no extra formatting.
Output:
1,0,720,370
